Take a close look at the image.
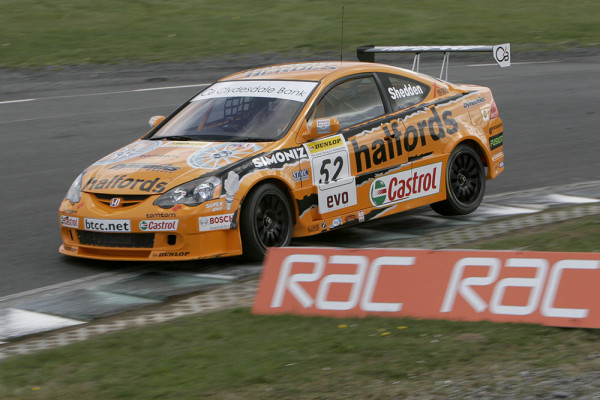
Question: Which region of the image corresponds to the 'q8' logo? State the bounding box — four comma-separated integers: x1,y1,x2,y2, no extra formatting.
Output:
370,180,387,206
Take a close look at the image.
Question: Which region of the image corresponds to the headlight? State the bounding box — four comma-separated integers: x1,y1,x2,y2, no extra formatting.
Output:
154,176,221,208
65,171,85,204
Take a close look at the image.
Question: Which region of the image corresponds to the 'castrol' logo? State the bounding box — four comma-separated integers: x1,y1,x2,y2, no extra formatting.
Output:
139,219,179,232
199,214,234,232
60,215,79,228
370,162,442,207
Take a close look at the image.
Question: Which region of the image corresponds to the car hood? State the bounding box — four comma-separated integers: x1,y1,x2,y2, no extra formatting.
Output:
81,140,266,195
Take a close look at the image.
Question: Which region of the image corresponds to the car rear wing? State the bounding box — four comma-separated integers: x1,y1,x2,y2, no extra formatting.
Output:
357,44,510,80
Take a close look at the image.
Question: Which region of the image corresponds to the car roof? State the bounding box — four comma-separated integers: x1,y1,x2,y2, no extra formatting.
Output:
220,61,430,83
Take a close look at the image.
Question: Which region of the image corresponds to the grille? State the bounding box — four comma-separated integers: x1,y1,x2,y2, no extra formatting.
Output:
78,231,155,248
92,193,151,208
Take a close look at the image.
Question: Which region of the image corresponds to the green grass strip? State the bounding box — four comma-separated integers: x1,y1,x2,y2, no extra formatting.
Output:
1,0,599,67
2,308,600,399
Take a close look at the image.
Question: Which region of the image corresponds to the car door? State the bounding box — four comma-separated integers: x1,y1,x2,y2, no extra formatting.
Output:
302,74,389,218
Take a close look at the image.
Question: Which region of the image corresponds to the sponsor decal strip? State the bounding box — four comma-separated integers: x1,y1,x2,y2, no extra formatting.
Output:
340,91,473,143
84,218,131,232
153,251,191,257
242,63,338,78
387,83,424,100
342,93,473,175
304,135,358,214
60,215,79,228
254,248,600,328
199,214,234,232
463,97,485,108
139,219,179,231
83,174,167,193
193,80,318,102
370,162,442,207
293,169,310,182
252,146,307,169
188,143,264,170
489,132,504,150
93,141,161,165
350,107,457,173
108,163,180,173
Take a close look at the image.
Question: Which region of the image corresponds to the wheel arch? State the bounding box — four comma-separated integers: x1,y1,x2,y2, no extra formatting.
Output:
447,138,492,179
240,177,298,225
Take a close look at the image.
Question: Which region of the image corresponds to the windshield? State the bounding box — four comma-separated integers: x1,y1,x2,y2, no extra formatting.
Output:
150,80,318,142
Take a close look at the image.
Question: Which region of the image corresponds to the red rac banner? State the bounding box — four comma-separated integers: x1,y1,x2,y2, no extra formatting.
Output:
252,247,600,328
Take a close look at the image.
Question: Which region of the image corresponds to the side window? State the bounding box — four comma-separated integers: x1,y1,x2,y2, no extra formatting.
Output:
381,74,430,111
309,76,385,130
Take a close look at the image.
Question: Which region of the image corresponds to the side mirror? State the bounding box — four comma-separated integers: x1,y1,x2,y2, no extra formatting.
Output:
301,117,341,141
148,115,165,128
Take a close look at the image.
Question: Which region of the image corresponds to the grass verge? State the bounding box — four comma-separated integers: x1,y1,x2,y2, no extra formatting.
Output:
466,212,600,252
1,213,599,398
1,0,599,67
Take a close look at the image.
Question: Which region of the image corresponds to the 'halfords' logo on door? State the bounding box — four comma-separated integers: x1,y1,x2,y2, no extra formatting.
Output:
370,163,442,207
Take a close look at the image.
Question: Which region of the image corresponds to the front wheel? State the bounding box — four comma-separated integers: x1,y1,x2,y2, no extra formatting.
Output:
431,145,486,216
240,183,293,261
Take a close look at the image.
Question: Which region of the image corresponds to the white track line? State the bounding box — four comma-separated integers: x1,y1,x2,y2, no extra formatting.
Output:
0,270,143,305
0,99,36,104
0,83,210,105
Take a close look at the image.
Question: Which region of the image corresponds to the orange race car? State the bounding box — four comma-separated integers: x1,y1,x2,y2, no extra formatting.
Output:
59,44,508,261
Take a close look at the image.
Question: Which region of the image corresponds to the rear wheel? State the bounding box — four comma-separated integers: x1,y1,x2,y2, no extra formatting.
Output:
241,183,293,261
431,145,485,215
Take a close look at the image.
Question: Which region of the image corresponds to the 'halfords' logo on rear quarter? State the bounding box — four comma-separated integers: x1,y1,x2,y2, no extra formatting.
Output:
370,163,442,207
350,109,458,173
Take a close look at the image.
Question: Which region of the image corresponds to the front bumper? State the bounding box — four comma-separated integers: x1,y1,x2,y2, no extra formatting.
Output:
58,193,243,261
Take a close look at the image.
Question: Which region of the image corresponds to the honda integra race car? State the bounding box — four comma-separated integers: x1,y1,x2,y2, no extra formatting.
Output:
59,44,508,261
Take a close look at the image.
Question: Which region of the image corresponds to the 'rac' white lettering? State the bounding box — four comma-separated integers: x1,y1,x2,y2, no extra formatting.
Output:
441,257,600,318
270,254,415,312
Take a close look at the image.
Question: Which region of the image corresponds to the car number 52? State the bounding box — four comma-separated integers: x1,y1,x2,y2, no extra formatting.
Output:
319,156,344,183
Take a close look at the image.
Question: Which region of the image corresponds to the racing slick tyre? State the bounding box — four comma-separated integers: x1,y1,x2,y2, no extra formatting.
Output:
241,183,293,261
431,144,486,216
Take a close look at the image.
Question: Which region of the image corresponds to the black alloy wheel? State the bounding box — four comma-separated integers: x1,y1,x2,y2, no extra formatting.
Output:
241,183,293,260
431,145,486,216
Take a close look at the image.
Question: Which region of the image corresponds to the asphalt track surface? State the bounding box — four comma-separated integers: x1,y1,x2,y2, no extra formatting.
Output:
1,53,599,299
